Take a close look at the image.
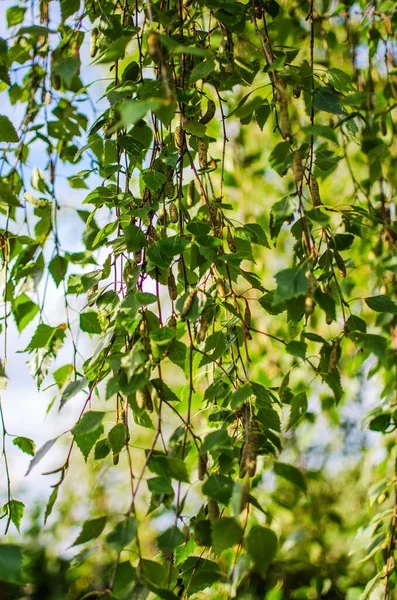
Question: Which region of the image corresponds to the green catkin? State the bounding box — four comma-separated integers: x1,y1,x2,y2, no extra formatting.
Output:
165,181,175,199
169,201,178,223
198,452,207,480
305,295,315,317
121,410,130,442
167,270,177,301
227,227,236,253
187,180,195,207
147,30,160,57
136,388,146,409
292,151,303,183
239,420,260,478
113,454,119,465
325,283,333,325
207,498,220,522
243,303,251,331
197,309,210,343
216,278,227,298
208,201,218,222
305,272,317,317
181,290,197,318
276,77,288,107
136,386,153,411
310,177,321,206
200,99,216,125
146,224,157,244
158,206,167,227
328,340,340,374
139,319,149,352
307,272,317,296
198,138,208,170
167,314,177,329
177,259,184,280
71,38,79,59
334,250,347,278
279,104,291,139
174,126,183,153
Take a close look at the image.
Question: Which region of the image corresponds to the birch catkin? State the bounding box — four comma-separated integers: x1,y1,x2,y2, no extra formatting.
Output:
200,99,216,125
198,138,208,169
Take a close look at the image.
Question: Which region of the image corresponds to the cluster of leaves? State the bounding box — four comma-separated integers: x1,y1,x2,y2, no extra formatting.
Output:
1,0,397,598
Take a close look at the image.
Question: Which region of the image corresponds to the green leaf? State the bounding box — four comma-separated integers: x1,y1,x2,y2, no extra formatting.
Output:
75,425,104,461
246,526,277,571
286,340,307,359
25,324,58,350
53,57,80,86
202,475,234,504
274,268,308,303
201,430,230,453
60,378,87,410
94,438,111,460
184,120,206,137
60,0,80,20
327,68,355,93
0,115,19,142
80,311,102,334
97,36,132,63
150,326,177,346
49,255,68,287
121,100,157,126
150,378,179,402
346,314,367,333
13,294,39,332
2,500,24,532
6,6,27,27
269,141,291,176
123,223,146,252
0,545,24,583
12,436,35,456
274,462,307,492
135,291,157,305
313,86,343,114
190,58,215,83
107,516,138,550
108,423,127,454
230,384,253,409
166,456,190,482
113,560,136,594
142,170,167,192
72,411,105,435
72,516,107,546
328,233,354,250
147,476,173,494
365,295,397,313
211,517,242,554
287,392,308,430
157,526,185,553
180,557,222,596
44,487,59,524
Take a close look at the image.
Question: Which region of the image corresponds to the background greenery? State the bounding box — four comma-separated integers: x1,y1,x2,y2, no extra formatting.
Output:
1,0,397,598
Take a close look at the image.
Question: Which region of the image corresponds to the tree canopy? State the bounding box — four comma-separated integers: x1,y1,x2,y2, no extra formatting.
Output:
1,0,397,598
